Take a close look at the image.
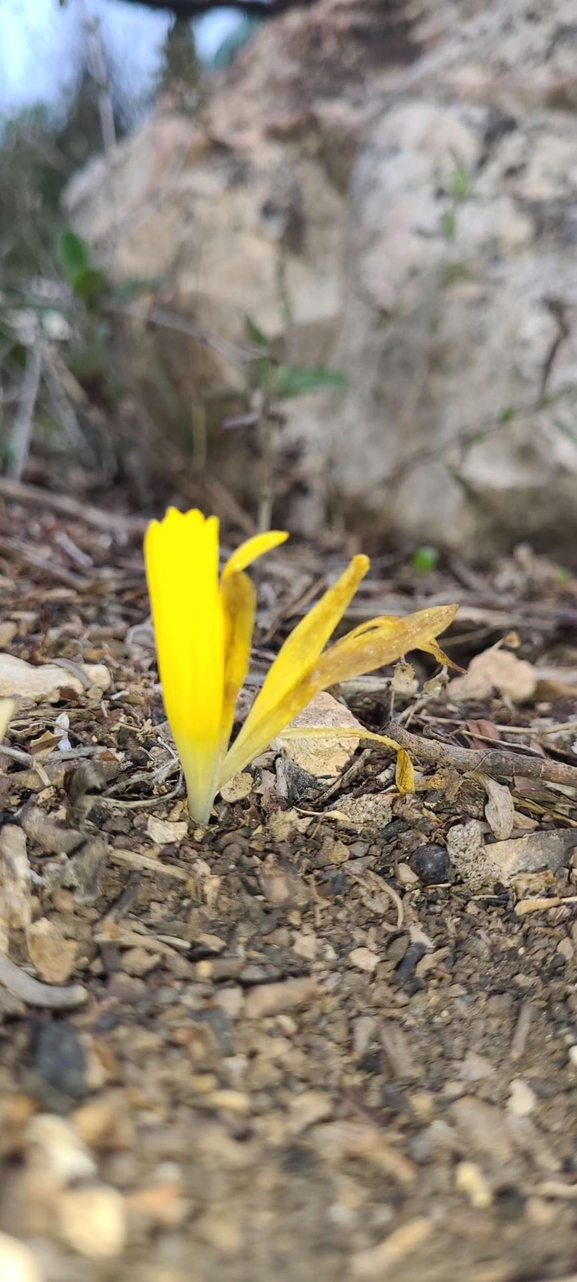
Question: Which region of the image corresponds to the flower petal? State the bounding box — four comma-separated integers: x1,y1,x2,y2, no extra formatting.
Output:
220,570,256,755
219,600,456,785
222,530,288,579
310,604,459,688
235,555,369,745
144,507,225,823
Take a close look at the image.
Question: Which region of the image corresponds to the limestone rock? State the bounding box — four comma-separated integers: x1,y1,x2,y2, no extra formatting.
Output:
0,656,110,703
63,0,577,555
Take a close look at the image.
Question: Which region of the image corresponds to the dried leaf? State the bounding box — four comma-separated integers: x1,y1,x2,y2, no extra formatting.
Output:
391,661,417,696
481,775,515,840
220,771,253,802
465,718,501,750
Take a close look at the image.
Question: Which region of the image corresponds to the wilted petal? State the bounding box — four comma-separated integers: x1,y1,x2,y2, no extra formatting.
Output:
395,749,415,794
221,601,457,785
310,604,459,689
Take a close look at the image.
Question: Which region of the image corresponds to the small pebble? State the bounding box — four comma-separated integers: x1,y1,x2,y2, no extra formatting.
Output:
0,1232,42,1282
57,1184,126,1258
288,1090,333,1133
396,864,419,888
27,1114,96,1184
107,974,147,1002
451,1097,512,1161
26,918,77,985
455,1160,493,1209
292,932,318,962
121,947,160,977
458,1051,495,1083
29,1023,88,1101
348,947,379,974
411,843,451,885
244,976,317,1018
213,986,244,1019
507,1078,537,1117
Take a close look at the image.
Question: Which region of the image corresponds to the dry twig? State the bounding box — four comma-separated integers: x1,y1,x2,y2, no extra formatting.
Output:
382,721,577,789
0,952,87,1008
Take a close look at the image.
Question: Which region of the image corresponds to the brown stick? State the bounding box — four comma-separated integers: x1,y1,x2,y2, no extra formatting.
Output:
382,721,577,789
0,478,146,535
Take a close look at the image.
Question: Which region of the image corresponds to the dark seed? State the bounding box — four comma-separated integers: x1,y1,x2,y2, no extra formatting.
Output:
411,843,451,885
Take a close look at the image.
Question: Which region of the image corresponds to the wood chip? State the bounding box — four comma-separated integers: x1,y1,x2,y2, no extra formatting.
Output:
351,1217,432,1278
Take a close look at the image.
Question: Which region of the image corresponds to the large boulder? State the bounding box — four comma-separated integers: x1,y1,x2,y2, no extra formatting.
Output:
64,0,577,554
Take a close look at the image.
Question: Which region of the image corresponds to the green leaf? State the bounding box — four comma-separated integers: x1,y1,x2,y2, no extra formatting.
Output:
411,546,440,573
499,404,516,423
57,229,91,279
248,356,275,393
440,209,456,241
71,268,107,305
245,315,269,349
276,365,348,399
450,164,469,203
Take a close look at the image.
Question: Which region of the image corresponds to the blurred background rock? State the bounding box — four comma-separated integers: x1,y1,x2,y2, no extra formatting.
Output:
2,0,577,557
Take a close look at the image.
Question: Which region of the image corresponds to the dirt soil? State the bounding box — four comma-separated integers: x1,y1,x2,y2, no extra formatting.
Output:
1,486,577,1282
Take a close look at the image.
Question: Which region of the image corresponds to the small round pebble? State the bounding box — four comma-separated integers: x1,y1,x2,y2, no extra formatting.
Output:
507,1078,537,1117
0,1233,42,1282
411,843,451,885
57,1184,126,1258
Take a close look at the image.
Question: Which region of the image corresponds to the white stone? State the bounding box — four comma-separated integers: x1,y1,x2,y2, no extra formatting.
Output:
0,1234,42,1282
57,1184,126,1259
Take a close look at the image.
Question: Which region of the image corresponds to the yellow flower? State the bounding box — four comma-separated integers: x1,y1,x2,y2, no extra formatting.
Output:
145,508,457,823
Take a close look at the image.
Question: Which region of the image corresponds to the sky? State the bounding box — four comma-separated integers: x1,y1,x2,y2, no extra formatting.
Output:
0,0,241,125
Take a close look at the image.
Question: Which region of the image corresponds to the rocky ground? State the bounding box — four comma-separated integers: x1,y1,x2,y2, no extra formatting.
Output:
0,482,577,1282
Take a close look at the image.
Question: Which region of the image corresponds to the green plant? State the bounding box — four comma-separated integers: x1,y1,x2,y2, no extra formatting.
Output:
411,546,440,573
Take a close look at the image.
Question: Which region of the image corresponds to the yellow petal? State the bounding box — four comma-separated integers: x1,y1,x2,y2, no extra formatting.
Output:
310,604,459,689
236,556,369,743
222,530,288,579
279,724,415,794
395,749,415,794
0,698,14,741
220,570,256,755
144,507,225,824
220,600,456,785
